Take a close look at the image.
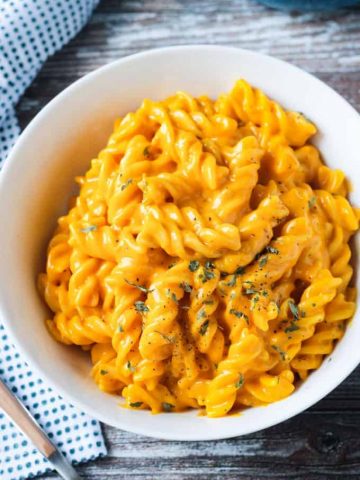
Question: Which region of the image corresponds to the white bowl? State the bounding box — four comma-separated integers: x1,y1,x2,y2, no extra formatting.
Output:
0,45,359,441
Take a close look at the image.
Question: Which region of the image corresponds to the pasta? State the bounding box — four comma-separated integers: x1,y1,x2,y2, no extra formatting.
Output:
39,79,359,417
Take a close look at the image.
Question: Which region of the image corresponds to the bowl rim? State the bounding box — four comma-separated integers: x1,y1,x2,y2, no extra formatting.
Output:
1,44,359,441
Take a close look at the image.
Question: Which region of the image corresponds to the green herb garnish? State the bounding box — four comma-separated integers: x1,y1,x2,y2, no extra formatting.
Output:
143,146,150,157
130,401,143,408
223,266,245,287
285,322,300,334
234,266,246,275
134,301,149,313
229,309,249,324
200,269,216,283
271,345,287,361
121,178,133,191
189,260,200,272
259,256,268,268
205,260,215,270
265,246,279,255
203,299,214,305
154,330,176,344
179,282,192,293
166,289,178,304
225,275,237,287
125,279,152,293
197,309,207,320
80,225,97,233
100,369,108,375
117,325,124,333
308,196,316,209
243,287,258,295
235,373,244,389
126,361,136,372
288,300,299,320
162,402,175,412
199,319,209,336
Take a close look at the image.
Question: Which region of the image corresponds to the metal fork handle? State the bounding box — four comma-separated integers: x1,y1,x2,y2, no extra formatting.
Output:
0,378,81,479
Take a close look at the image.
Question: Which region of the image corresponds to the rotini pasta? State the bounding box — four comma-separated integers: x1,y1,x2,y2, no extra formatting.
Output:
39,79,359,417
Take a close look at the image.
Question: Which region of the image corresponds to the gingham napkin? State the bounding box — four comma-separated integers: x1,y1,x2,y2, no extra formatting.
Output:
0,1,107,479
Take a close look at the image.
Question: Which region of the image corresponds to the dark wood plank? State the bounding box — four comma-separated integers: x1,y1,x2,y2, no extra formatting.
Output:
17,0,360,478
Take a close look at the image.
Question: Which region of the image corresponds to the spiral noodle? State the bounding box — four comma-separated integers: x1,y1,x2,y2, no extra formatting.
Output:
39,79,358,417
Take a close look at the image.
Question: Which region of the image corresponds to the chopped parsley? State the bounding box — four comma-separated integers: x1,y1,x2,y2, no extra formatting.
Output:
203,299,214,305
205,260,215,270
235,373,245,389
179,282,192,293
224,266,245,287
166,289,178,304
224,275,237,287
200,268,216,283
197,309,207,320
125,279,152,293
80,225,97,233
189,260,200,272
199,319,209,336
126,361,136,372
143,146,150,157
229,309,249,324
121,178,133,191
117,325,124,333
162,402,175,412
154,330,176,344
234,266,246,275
271,345,287,361
288,300,299,320
100,369,108,375
285,322,300,334
308,196,316,209
130,401,143,408
134,301,149,313
265,246,279,255
259,256,268,268
243,287,258,295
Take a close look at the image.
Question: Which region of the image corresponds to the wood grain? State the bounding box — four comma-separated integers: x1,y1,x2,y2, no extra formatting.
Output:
16,0,360,478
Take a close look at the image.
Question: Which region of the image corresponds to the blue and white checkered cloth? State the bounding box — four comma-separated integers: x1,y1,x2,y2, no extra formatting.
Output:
0,1,107,479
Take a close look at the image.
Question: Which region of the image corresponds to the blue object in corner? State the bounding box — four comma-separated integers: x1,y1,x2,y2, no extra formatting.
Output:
257,0,360,11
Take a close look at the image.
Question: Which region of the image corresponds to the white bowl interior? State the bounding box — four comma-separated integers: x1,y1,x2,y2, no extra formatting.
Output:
0,46,359,440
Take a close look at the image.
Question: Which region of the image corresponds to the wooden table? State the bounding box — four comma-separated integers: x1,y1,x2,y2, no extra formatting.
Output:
17,1,360,478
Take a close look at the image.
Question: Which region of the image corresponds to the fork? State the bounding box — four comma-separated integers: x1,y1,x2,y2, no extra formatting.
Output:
0,378,81,479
